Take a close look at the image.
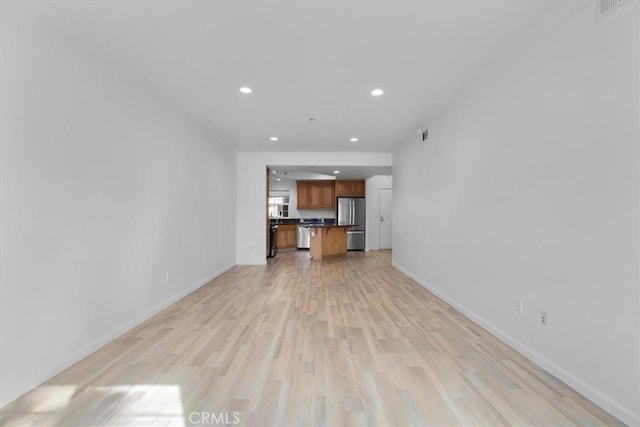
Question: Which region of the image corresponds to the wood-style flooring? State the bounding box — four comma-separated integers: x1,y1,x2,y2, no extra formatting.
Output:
0,250,624,426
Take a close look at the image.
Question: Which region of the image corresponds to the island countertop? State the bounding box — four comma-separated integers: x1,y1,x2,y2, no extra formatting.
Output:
307,224,355,228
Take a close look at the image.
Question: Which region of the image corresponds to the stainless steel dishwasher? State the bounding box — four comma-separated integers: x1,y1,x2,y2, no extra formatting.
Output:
296,225,310,249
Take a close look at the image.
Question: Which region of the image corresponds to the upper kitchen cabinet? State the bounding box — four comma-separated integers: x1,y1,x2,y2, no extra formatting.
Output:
297,181,310,209
335,180,365,197
297,180,335,210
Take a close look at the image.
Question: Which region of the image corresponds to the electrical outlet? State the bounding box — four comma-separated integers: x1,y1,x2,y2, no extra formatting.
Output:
540,310,548,327
515,300,523,315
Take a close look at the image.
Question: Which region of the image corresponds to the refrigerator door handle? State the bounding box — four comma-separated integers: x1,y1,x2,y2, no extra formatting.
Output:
352,200,355,224
349,200,353,224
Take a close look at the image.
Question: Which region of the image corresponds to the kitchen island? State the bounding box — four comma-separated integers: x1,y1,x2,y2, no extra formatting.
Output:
308,224,353,260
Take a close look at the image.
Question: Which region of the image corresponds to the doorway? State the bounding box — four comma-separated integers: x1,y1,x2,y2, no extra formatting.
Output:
379,188,392,249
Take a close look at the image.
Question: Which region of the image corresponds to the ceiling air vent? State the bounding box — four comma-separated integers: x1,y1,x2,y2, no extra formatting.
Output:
596,0,629,20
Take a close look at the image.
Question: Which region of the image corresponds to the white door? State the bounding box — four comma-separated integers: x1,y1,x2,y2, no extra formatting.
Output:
379,188,392,249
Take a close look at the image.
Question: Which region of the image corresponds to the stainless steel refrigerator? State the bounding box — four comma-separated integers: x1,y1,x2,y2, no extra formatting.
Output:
337,197,365,250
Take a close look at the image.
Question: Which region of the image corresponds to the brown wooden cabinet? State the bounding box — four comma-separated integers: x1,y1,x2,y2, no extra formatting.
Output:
297,180,335,210
322,183,335,207
297,181,310,209
276,224,297,249
335,180,365,197
310,184,323,208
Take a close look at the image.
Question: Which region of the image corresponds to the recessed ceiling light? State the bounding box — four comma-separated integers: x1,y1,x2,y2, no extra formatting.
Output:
239,87,252,94
371,89,384,96
333,170,340,174
276,178,281,181
269,137,278,141
350,137,359,142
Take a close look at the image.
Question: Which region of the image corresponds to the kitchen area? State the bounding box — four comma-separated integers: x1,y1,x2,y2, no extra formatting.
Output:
268,169,367,259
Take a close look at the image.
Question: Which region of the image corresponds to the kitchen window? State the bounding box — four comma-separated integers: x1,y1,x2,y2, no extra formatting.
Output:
269,190,290,218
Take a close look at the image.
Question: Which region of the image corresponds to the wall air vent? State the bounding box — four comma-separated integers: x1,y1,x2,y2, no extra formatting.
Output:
596,0,629,20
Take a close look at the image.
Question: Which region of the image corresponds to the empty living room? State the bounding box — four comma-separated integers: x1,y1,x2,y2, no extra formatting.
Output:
1,0,639,426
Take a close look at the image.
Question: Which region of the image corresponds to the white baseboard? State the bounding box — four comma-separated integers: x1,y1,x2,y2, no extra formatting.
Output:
0,263,235,409
391,261,640,427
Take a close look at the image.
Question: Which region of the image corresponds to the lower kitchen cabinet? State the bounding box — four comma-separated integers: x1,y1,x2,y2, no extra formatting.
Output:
276,224,297,249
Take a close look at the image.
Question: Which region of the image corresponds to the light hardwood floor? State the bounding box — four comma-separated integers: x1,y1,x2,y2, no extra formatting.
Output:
0,250,625,426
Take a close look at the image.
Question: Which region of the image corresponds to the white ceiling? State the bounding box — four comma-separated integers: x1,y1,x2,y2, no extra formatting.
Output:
32,1,562,153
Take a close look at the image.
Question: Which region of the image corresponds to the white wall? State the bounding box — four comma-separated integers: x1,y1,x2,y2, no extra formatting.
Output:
0,5,236,407
638,2,640,421
269,179,335,220
365,175,393,250
394,2,639,425
237,152,392,264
